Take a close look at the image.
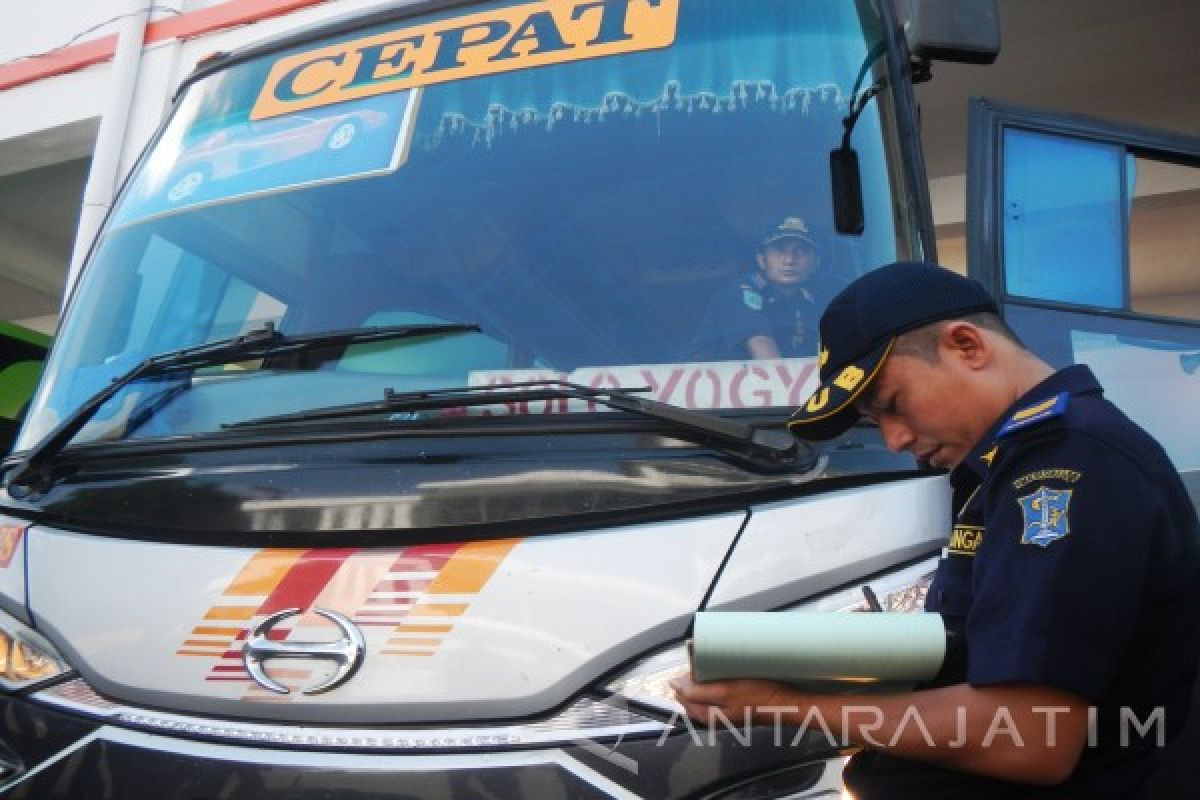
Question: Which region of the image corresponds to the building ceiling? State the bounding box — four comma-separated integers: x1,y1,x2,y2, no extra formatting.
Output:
917,0,1200,183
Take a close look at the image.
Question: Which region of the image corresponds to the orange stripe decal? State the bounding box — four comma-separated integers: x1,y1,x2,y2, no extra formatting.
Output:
226,549,306,596
384,637,442,647
252,667,312,680
180,539,522,681
203,605,259,621
192,626,245,637
0,526,25,569
424,539,519,595
392,624,454,634
405,603,469,618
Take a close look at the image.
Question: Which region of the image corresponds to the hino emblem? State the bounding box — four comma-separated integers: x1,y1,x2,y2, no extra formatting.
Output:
242,607,365,695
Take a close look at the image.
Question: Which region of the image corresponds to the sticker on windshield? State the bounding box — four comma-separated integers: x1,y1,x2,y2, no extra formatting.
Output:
111,88,421,228
468,358,820,414
250,0,679,121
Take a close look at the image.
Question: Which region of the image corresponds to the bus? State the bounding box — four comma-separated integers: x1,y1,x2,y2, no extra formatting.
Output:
0,0,1196,796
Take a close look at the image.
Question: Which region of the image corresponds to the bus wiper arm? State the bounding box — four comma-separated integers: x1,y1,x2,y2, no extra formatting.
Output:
229,380,807,467
4,321,480,495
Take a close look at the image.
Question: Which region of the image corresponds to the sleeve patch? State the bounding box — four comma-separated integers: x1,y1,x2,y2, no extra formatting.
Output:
997,392,1068,439
1017,486,1073,548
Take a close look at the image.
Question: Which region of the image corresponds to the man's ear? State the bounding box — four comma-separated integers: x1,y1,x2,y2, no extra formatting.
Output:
755,251,766,271
940,321,989,369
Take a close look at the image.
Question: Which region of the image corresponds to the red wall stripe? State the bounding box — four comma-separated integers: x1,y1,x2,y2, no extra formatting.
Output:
144,0,330,45
0,0,330,92
0,35,118,92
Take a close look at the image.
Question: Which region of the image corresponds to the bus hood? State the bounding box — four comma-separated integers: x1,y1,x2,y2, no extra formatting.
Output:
22,513,743,724
16,476,946,725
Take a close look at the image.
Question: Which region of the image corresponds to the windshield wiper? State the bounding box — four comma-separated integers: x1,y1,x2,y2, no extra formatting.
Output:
227,380,809,469
4,321,480,496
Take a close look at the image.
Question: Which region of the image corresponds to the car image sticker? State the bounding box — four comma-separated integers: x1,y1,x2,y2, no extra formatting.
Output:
112,88,421,228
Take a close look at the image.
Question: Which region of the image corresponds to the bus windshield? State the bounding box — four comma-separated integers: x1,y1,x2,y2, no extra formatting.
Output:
19,0,916,451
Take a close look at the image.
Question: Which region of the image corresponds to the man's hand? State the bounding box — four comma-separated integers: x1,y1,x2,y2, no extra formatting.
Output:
670,670,1089,786
746,335,782,360
671,674,798,725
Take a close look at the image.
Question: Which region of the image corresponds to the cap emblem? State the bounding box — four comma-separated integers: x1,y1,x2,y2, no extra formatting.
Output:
833,365,865,392
778,217,810,235
818,345,829,367
805,387,830,413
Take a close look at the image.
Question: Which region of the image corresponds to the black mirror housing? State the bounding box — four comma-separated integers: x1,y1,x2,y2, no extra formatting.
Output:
830,148,865,236
898,0,1001,65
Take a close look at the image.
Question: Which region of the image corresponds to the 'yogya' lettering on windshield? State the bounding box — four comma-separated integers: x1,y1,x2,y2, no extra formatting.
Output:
251,0,679,120
467,358,820,414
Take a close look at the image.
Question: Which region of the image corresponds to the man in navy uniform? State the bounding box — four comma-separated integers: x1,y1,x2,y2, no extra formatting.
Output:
674,261,1200,798
693,216,830,360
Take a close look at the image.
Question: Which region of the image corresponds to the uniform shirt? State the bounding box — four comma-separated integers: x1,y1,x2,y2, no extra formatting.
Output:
690,271,822,360
844,365,1200,799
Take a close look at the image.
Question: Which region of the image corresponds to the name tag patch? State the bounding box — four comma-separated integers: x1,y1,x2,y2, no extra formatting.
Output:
948,525,984,557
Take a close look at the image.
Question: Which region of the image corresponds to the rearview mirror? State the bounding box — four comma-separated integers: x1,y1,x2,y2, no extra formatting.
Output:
830,148,865,236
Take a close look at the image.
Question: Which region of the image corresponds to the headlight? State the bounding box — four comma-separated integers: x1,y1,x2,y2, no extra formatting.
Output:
0,608,71,691
811,558,937,614
605,642,691,715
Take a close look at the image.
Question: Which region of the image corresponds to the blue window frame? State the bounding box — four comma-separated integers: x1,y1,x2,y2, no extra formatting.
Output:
967,99,1200,474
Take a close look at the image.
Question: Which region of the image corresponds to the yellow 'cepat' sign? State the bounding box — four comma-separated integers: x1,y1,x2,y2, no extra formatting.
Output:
252,0,680,120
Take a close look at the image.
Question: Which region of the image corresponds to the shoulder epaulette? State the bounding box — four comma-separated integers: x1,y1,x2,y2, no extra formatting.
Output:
996,392,1069,439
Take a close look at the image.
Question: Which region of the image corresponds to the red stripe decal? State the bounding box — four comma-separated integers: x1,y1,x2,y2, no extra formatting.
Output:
372,580,426,593
258,548,355,615
389,543,460,572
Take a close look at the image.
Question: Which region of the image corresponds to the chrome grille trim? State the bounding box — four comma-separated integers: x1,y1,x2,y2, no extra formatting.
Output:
34,679,669,751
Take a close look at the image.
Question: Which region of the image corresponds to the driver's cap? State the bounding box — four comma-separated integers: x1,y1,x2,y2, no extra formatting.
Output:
787,262,998,441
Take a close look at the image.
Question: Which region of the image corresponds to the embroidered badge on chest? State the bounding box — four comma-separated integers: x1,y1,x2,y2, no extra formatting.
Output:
742,288,763,311
1017,486,1073,548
